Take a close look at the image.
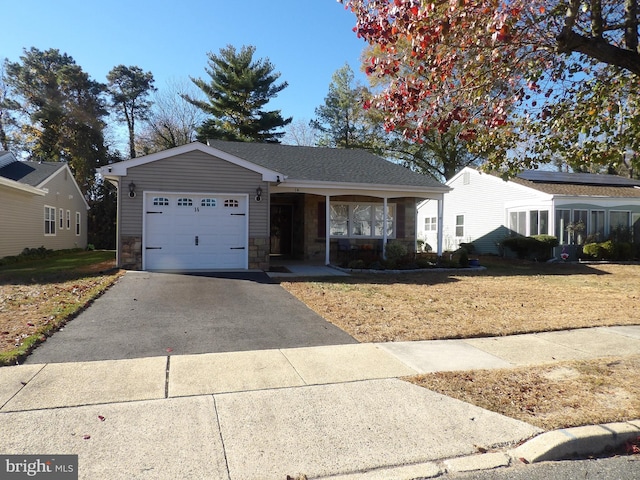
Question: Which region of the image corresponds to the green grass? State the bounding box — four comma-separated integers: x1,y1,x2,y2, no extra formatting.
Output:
0,250,116,282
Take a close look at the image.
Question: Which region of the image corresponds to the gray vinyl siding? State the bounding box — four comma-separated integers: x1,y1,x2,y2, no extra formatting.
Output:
120,151,268,238
0,167,87,259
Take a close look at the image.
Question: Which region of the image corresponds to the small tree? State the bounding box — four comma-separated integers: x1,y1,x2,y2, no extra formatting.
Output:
184,45,291,143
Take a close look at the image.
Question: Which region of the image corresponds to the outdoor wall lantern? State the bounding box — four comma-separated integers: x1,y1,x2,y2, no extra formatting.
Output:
128,181,136,198
255,186,263,202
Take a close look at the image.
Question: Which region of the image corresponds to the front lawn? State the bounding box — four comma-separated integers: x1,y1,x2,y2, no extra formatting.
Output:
280,258,640,430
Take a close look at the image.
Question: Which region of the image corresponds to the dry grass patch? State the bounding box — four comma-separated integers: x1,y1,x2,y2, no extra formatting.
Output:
280,262,640,342
407,355,640,431
0,251,122,365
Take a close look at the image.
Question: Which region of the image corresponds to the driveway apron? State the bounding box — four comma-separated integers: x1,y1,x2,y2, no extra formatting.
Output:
25,271,356,364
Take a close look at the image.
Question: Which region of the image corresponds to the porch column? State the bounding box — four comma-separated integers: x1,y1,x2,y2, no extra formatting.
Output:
325,195,331,265
382,197,388,259
437,196,444,256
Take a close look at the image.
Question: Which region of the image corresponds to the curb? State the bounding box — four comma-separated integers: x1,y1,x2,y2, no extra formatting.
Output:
510,419,640,464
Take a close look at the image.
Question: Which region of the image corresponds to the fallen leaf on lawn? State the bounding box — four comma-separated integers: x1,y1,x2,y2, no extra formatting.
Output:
98,415,106,422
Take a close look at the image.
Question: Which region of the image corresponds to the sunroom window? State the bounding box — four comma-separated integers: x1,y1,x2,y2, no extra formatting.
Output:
330,202,395,238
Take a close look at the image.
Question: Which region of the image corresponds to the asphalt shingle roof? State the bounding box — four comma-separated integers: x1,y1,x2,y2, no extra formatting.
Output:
207,140,446,188
0,160,62,187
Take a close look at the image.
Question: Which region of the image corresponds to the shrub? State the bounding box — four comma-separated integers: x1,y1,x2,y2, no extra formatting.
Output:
347,259,366,269
385,241,408,261
458,249,469,267
459,242,476,254
501,235,555,260
582,240,634,260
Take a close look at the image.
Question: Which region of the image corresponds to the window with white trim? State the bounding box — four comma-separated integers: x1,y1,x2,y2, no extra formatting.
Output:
177,198,193,207
153,197,169,206
66,210,71,230
609,211,631,236
224,199,239,208
424,217,437,232
75,212,81,236
201,198,217,207
455,215,464,237
509,211,526,235
529,210,549,235
59,208,64,229
329,202,395,238
44,206,56,235
590,210,605,240
555,209,571,243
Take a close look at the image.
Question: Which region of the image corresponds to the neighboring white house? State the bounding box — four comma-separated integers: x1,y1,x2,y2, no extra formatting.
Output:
418,167,640,256
0,151,89,259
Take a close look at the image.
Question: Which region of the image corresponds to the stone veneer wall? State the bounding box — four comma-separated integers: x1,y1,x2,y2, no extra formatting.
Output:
248,237,270,270
120,236,142,269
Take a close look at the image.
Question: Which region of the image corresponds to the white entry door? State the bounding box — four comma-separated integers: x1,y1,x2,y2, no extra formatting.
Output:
144,193,248,271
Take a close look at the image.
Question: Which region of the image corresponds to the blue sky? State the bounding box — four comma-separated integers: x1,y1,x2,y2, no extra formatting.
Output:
3,0,368,148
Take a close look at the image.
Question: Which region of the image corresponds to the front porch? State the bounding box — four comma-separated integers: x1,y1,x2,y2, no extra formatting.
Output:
268,191,438,267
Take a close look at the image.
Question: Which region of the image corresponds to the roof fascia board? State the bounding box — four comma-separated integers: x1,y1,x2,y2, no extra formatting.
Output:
276,179,450,193
99,142,284,182
273,182,448,199
0,176,46,195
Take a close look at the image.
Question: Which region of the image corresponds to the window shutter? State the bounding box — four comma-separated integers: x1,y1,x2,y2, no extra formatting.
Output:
396,203,405,238
318,202,326,237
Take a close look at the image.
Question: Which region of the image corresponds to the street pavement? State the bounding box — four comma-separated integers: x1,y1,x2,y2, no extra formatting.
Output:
2,325,640,479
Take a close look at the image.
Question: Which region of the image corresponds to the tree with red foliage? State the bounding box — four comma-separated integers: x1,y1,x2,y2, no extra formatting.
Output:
341,0,640,175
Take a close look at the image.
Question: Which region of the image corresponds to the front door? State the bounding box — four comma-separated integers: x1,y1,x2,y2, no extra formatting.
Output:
270,205,293,255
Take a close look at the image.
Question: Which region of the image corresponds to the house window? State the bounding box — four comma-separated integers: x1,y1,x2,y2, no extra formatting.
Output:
556,209,571,244
329,202,395,238
44,206,56,235
571,210,588,244
201,198,217,207
609,211,631,237
59,209,64,230
153,197,169,206
177,198,193,207
509,211,526,235
224,199,239,208
424,217,437,232
590,210,605,240
75,212,81,236
529,210,549,235
455,215,464,237
463,171,470,185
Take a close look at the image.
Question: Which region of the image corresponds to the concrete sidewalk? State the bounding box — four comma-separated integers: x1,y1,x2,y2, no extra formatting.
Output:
1,325,639,479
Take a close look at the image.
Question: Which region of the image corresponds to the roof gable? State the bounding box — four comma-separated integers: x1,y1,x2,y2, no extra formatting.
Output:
100,142,283,181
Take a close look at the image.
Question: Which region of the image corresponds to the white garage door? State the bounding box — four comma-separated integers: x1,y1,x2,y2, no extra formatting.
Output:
144,193,248,271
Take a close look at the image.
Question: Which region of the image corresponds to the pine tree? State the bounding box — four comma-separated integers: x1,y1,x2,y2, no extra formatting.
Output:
184,45,291,143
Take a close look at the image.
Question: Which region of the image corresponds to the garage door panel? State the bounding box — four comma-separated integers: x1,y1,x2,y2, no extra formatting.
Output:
144,193,247,271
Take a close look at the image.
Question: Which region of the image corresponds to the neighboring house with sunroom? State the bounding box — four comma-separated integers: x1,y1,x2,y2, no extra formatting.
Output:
418,167,640,257
0,151,89,259
98,141,449,271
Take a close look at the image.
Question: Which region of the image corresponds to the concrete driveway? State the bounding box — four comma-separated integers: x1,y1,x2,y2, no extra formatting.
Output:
24,271,356,364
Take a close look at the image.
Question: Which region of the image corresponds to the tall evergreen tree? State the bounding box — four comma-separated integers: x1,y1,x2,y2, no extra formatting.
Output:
184,45,291,143
107,65,156,158
4,48,108,192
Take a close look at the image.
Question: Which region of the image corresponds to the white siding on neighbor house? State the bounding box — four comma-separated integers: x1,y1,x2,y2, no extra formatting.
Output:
0,166,88,258
418,168,547,254
119,150,269,239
